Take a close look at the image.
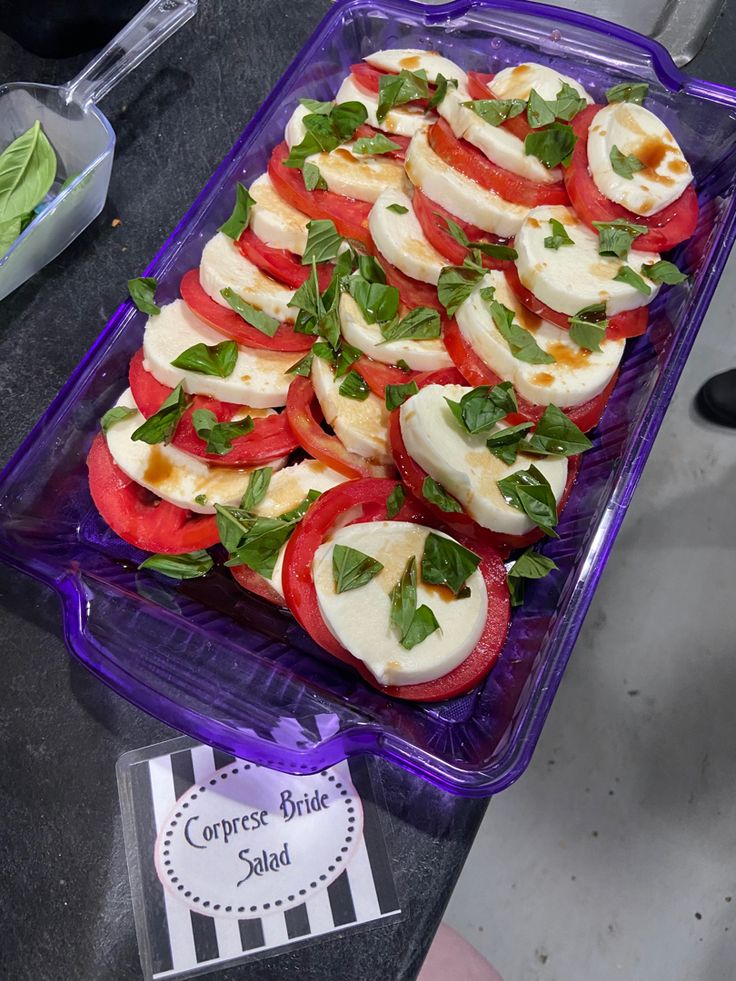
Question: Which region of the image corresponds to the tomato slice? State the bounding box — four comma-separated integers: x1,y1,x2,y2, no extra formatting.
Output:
285,375,394,479
231,564,286,606
504,264,649,339
87,433,219,553
412,187,513,269
565,105,699,252
180,269,311,353
355,355,420,398
128,350,298,466
237,228,333,291
428,118,569,207
466,71,533,143
282,477,510,702
350,63,433,109
380,255,444,313
268,142,372,247
442,318,618,432
354,124,409,160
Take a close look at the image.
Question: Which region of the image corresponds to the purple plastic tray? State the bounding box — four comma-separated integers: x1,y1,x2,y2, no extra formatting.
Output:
1,0,735,797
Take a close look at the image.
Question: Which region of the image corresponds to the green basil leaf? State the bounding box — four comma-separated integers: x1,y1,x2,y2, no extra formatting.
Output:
527,89,556,129
334,341,363,379
100,405,137,433
610,144,646,180
486,421,534,464
613,264,651,295
543,217,574,250
440,214,469,246
385,381,419,411
222,513,296,579
427,74,458,111
506,547,558,606
219,182,255,239
554,82,587,121
380,306,441,343
194,494,207,506
386,484,405,519
302,219,344,264
437,263,485,316
289,260,324,320
0,215,21,256
463,98,526,126
0,120,56,222
422,475,463,513
299,98,333,115
439,215,517,260
338,370,370,400
387,203,408,214
284,130,336,169
401,604,441,650
131,383,189,445
348,276,400,324
497,464,559,537
390,555,418,640
139,550,214,580
330,101,368,141
303,162,328,191
332,544,384,593
445,382,517,436
128,276,160,316
357,253,387,283
278,488,321,523
568,302,608,352
352,134,402,155
592,219,648,258
220,287,280,337
377,69,430,121
240,466,273,511
642,259,688,285
485,293,556,365
524,123,577,168
606,81,648,105
192,409,254,455
525,403,593,456
286,351,314,376
214,503,254,555
421,531,481,595
171,339,238,378
396,358,411,372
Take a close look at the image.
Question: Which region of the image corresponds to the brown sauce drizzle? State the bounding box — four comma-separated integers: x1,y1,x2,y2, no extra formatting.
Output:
532,372,554,387
547,342,591,368
143,446,174,486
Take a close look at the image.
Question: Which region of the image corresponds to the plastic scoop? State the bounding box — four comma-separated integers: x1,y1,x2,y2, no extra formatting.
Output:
0,0,198,302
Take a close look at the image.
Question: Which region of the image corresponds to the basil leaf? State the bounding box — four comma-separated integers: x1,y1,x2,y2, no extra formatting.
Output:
0,215,21,256
241,466,273,512
0,120,56,222
220,287,280,337
278,488,321,523
396,359,411,372
299,98,334,115
497,464,558,537
592,219,648,258
427,74,458,111
289,260,324,320
334,341,362,379
387,203,408,214
440,215,517,261
131,383,189,445
524,123,577,168
506,547,558,607
527,89,556,129
284,130,337,169
544,218,574,250
192,409,254,455
286,351,314,377
642,259,688,285
613,264,651,295
437,263,485,315
171,339,238,378
215,503,254,555
332,544,384,593
139,550,214,580
352,134,401,155
338,370,370,401
421,531,481,595
486,421,533,464
610,144,645,180
402,605,441,649
303,162,327,191
357,253,387,283
222,514,296,578
128,277,160,316
385,381,419,411
568,302,607,352
219,182,255,239
526,403,593,456
348,276,400,324
194,494,207,506
386,484,405,519
606,81,648,105
330,101,368,141
464,98,526,126
380,306,441,343
101,405,137,433
554,82,587,121
422,475,463,513
390,555,418,640
302,219,344,264
445,382,517,435
485,292,555,365
377,69,430,121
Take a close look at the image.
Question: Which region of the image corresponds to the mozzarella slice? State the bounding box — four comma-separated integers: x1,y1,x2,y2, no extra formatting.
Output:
249,172,310,255
311,355,392,465
105,389,286,515
339,293,452,371
335,74,427,138
515,205,661,317
200,232,296,323
400,383,567,535
312,521,487,686
142,299,294,409
284,102,312,149
489,62,592,104
438,80,561,185
587,103,693,217
305,146,405,204
455,272,624,408
405,126,528,237
368,187,446,285
364,48,468,85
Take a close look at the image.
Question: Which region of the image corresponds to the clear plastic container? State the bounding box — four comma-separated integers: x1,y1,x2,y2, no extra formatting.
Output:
1,0,735,797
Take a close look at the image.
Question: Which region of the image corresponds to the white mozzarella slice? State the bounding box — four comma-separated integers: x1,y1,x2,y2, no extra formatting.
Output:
335,74,427,137
284,103,311,149
142,299,294,409
364,49,468,85
515,205,661,317
404,127,528,237
455,272,624,408
311,355,392,465
200,232,296,323
400,384,567,535
368,188,446,286
489,62,593,104
339,293,452,371
305,147,405,204
312,521,487,686
104,389,286,515
249,172,310,255
438,80,562,185
587,103,693,217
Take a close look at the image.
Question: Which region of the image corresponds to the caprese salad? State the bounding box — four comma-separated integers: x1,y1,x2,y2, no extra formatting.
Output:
88,48,695,702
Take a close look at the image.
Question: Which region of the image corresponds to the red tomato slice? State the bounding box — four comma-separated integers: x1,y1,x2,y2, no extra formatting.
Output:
414,366,467,388
237,228,333,291
268,142,372,247
466,71,533,142
350,63,433,109
565,105,699,252
428,118,569,207
355,355,420,398
412,187,514,269
380,255,444,313
504,264,649,339
231,564,286,606
282,477,510,702
180,269,311,353
354,124,409,160
87,433,219,553
442,318,618,432
285,375,394,479
128,350,298,466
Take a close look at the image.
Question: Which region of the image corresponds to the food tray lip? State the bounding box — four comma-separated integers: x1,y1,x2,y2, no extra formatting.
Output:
2,0,736,797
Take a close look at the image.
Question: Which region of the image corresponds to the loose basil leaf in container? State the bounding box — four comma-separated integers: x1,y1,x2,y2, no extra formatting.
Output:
219,182,254,239
506,548,558,607
139,551,214,580
606,81,649,105
128,276,160,316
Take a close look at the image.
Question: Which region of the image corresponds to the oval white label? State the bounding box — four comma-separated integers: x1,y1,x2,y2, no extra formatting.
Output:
154,760,363,919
